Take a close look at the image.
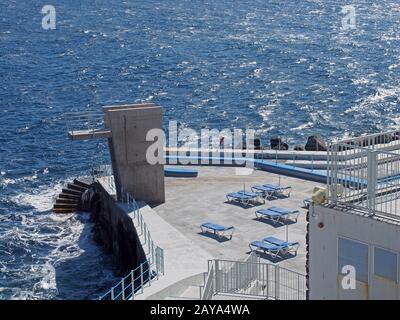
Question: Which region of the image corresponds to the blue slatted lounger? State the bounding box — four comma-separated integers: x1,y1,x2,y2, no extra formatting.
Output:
303,197,312,208
226,190,264,205
251,184,292,199
164,167,198,177
249,241,284,258
200,223,235,240
263,236,300,256
255,206,300,224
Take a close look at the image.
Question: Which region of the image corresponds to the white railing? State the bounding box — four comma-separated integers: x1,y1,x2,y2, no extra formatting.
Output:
200,257,306,300
200,261,215,300
120,188,161,264
327,131,400,219
65,110,105,135
99,188,165,300
93,164,116,194
99,247,164,300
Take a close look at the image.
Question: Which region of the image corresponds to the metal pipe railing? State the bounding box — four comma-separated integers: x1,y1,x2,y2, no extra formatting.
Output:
98,188,165,300
200,258,306,300
64,110,105,134
327,131,400,219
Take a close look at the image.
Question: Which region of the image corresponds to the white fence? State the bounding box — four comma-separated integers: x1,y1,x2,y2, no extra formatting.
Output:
200,256,306,300
327,131,400,219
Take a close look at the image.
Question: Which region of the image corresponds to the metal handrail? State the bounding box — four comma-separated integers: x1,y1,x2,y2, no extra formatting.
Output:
201,258,306,300
64,110,105,134
98,188,165,300
327,134,400,218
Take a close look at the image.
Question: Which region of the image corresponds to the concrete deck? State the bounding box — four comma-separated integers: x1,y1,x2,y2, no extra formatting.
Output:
131,204,213,300
152,165,325,274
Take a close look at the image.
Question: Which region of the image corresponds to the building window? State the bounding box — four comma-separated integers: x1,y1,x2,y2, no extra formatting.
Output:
374,247,398,282
338,237,369,283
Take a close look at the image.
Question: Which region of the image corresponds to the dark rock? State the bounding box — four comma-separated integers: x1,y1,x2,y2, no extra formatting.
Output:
270,136,289,150
90,182,148,277
392,132,400,141
294,145,305,151
253,138,261,150
374,134,392,145
243,138,262,150
305,135,327,151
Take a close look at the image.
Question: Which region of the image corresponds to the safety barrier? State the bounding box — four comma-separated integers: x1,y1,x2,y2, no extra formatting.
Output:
200,257,306,300
328,131,400,219
99,247,164,300
98,188,165,300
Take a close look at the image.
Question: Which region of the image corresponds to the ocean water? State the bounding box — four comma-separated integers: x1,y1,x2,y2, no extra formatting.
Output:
1,0,400,299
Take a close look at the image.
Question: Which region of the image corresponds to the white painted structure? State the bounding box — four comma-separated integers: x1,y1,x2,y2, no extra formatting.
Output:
309,131,400,300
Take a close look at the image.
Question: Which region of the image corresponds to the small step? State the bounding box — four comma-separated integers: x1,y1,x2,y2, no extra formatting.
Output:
59,193,81,200
73,179,92,189
56,198,80,204
55,198,80,205
53,207,78,214
67,183,87,193
62,188,82,196
53,203,79,210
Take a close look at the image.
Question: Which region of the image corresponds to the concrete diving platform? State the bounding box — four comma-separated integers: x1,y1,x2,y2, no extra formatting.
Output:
68,129,112,140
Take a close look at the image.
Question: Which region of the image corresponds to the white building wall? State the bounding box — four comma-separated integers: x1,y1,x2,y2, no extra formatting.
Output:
309,204,400,300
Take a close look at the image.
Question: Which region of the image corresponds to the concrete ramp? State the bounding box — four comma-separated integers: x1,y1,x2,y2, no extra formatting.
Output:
133,203,213,300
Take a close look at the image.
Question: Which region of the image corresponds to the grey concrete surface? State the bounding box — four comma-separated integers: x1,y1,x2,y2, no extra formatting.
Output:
153,166,325,274
106,104,165,204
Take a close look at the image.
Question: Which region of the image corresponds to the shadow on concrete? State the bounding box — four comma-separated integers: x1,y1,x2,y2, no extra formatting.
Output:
252,217,297,228
223,201,264,209
246,251,297,263
265,194,291,201
197,231,232,243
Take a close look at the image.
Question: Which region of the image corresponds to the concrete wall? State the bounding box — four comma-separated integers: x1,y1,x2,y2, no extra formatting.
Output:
309,205,400,300
89,181,148,276
105,104,165,204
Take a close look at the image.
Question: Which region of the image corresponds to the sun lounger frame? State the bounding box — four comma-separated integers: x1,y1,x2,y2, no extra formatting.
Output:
248,240,284,258
226,190,265,205
251,184,292,199
200,223,235,240
255,207,300,224
263,236,300,256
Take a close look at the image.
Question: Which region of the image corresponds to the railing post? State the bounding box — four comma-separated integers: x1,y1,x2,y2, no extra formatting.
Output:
156,247,160,280
214,260,219,294
297,274,300,300
121,280,125,300
131,270,135,299
275,265,280,300
140,264,144,294
148,268,152,287
367,149,377,215
111,287,114,300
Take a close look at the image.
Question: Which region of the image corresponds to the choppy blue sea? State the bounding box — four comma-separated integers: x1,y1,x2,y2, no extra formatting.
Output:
1,0,399,299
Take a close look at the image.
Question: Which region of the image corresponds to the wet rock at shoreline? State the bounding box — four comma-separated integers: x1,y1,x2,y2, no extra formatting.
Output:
270,136,289,150
294,145,305,151
305,136,327,151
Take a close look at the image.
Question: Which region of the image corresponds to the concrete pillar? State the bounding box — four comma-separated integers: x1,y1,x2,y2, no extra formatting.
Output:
104,104,165,204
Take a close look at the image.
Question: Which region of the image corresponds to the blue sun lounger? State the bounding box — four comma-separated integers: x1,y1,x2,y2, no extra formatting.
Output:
249,241,284,258
303,197,312,208
251,184,292,199
263,236,300,256
200,223,235,239
226,190,264,205
255,206,300,224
